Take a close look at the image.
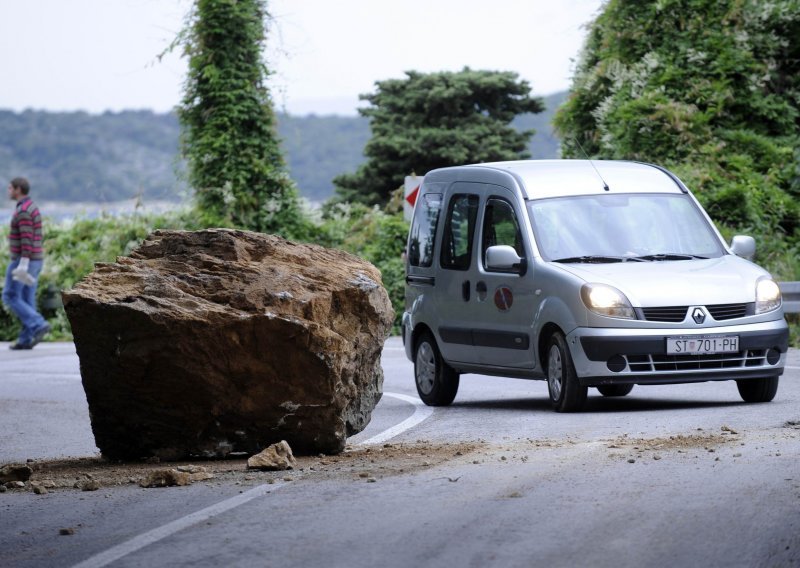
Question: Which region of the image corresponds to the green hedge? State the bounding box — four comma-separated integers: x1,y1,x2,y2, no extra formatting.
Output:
0,202,410,341
2,201,797,345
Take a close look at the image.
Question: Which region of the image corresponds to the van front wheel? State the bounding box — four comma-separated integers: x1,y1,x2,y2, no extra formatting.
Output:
414,332,459,406
597,384,634,397
736,377,778,403
547,333,587,412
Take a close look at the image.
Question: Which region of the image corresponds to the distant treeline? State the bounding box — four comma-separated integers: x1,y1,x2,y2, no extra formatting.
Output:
0,91,565,204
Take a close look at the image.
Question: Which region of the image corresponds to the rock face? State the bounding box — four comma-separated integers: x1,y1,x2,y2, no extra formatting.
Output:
62,229,394,460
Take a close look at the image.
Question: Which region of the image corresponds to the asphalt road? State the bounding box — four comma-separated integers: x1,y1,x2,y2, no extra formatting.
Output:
1,338,799,568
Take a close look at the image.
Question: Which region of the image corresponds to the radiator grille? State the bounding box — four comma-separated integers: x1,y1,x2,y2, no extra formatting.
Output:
641,303,751,322
706,303,749,320
641,306,688,322
625,349,766,372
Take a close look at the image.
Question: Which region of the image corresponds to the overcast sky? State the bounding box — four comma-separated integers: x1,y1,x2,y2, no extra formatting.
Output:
0,0,604,116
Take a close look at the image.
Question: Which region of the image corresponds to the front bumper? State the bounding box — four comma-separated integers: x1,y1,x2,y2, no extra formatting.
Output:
567,318,789,386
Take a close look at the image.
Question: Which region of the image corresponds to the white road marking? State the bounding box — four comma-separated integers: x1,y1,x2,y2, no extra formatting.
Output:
785,366,800,370
359,392,433,446
71,482,288,568
71,390,431,568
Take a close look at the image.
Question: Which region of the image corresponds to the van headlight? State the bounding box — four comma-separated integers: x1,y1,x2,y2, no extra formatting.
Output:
755,278,781,314
581,284,635,319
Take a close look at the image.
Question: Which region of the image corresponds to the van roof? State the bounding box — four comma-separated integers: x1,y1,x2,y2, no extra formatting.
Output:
427,160,688,200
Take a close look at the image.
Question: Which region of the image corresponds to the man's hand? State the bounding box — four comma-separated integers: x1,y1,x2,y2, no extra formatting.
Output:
11,257,35,286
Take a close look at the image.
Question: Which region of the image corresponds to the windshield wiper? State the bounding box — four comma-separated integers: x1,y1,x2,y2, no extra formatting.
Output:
633,253,708,261
553,255,643,264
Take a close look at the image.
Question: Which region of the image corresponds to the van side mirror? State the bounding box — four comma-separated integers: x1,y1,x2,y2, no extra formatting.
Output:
730,235,755,260
486,245,526,275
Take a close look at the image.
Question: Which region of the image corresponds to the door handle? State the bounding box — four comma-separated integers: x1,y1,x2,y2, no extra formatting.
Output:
462,280,470,302
475,281,487,302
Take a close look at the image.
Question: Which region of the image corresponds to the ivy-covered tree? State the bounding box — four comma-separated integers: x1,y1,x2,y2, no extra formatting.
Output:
178,0,307,237
334,68,545,206
554,0,800,274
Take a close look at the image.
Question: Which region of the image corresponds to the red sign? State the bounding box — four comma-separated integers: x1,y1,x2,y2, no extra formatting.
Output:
494,287,513,311
406,185,420,207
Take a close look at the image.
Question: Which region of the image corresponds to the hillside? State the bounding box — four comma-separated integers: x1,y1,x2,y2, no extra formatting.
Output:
0,91,566,204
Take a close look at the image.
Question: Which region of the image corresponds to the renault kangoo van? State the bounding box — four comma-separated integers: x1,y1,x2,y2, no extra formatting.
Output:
402,160,789,412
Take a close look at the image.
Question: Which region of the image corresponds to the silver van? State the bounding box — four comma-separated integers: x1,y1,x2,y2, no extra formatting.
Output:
402,160,789,411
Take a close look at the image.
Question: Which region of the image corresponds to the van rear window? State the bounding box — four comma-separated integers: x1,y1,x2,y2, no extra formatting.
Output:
408,193,442,267
440,194,479,270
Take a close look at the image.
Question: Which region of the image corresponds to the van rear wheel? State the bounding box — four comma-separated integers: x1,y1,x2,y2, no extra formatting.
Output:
547,332,587,412
736,377,779,403
414,331,459,406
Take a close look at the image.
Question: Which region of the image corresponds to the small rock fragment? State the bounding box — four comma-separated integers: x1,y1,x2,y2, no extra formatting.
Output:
79,480,101,492
721,425,738,435
139,469,191,488
188,472,215,483
627,459,636,464
176,465,207,474
0,464,33,483
59,528,75,536
247,441,297,471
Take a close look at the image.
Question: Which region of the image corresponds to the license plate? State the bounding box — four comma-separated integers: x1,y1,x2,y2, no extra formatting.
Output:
666,335,739,355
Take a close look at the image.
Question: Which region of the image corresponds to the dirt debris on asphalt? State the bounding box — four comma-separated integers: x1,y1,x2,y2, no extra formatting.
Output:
4,423,797,495
0,441,483,494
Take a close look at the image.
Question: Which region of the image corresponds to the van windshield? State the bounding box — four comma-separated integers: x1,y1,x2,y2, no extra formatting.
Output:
527,193,725,262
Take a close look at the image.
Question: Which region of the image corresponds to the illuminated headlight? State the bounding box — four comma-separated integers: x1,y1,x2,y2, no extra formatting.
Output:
755,278,781,314
581,284,635,319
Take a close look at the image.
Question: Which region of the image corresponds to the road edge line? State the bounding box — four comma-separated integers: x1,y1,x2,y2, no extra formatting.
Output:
358,392,433,446
71,482,288,568
71,390,431,568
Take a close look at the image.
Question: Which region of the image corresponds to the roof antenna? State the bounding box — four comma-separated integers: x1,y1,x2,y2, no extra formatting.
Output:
573,137,610,191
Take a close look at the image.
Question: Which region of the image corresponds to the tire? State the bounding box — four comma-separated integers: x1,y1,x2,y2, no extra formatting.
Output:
736,377,779,403
596,384,634,397
414,331,459,406
546,332,587,412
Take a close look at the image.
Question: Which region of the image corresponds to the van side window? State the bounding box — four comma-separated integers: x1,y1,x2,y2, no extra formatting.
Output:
441,194,479,270
482,198,524,269
407,193,442,267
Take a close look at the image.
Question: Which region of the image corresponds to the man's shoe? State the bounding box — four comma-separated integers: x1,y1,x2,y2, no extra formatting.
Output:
9,342,33,350
30,323,51,348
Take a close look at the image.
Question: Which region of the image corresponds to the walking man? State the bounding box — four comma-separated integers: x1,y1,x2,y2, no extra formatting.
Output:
3,177,50,349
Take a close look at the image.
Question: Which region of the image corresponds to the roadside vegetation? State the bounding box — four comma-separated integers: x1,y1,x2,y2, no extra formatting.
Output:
554,0,800,344
1,0,798,345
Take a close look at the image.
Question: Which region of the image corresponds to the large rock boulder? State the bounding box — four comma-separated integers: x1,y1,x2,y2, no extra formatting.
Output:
62,229,394,459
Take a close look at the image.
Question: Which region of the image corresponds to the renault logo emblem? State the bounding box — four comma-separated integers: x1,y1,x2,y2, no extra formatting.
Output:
692,307,706,324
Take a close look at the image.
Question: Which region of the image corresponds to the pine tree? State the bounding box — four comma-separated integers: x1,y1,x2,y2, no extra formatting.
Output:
334,68,544,206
